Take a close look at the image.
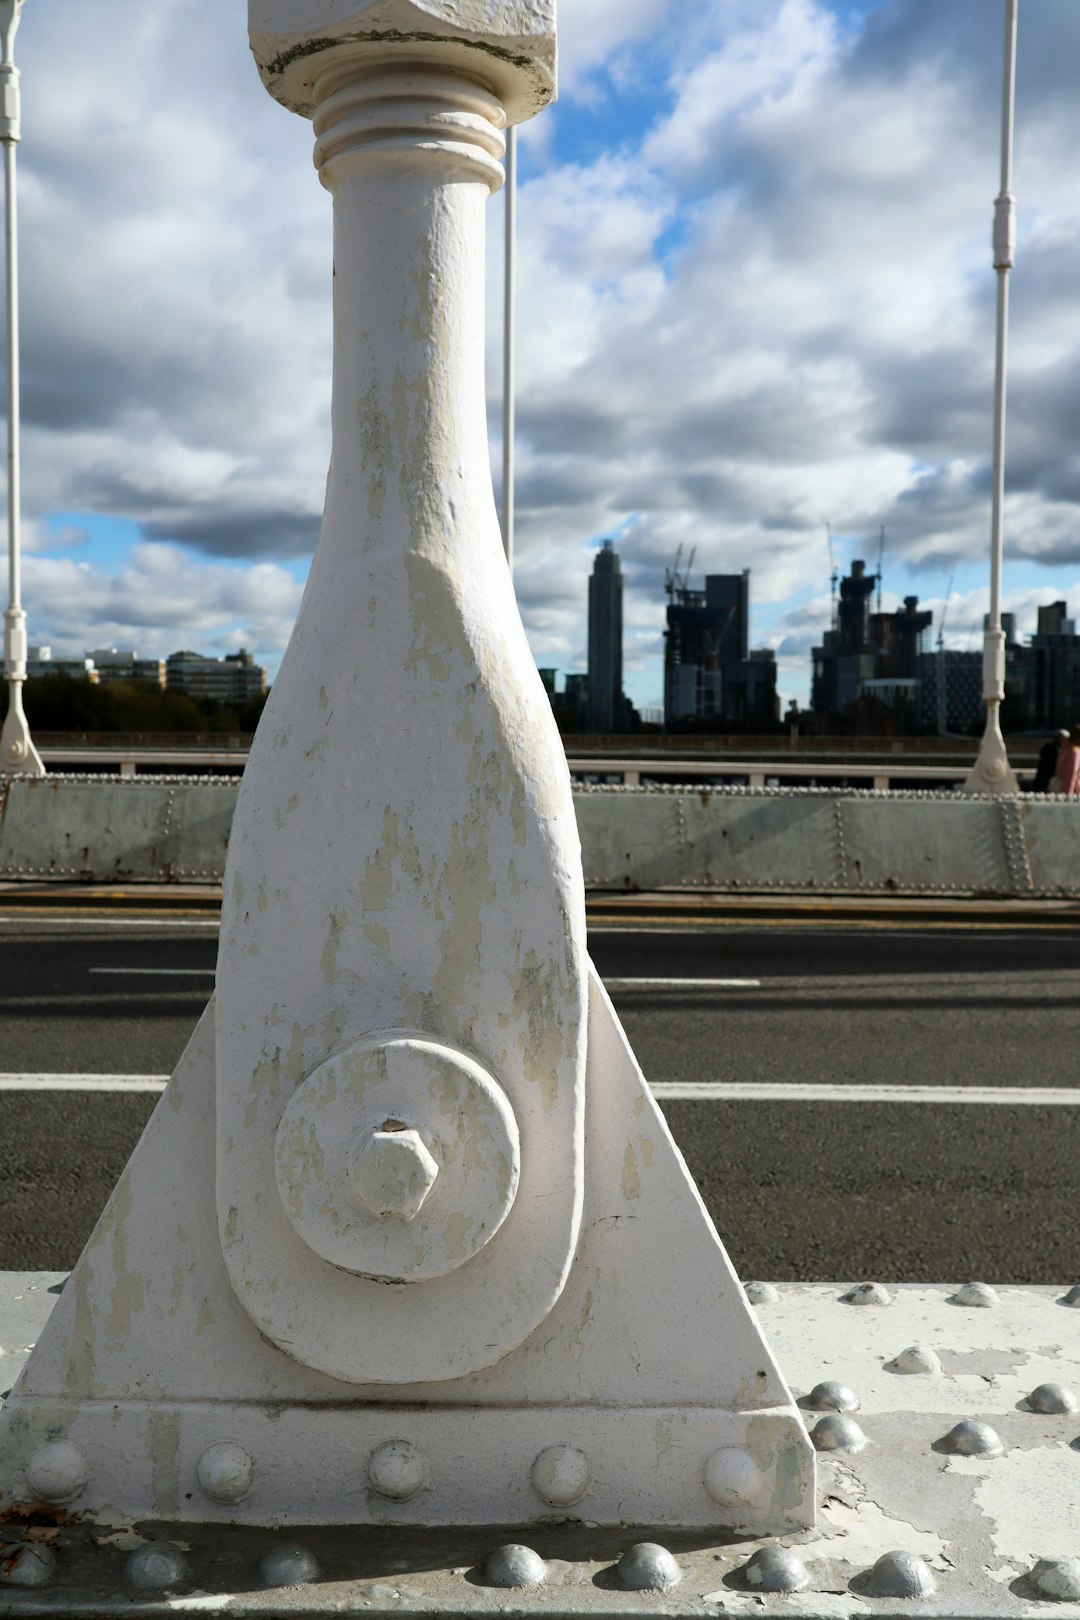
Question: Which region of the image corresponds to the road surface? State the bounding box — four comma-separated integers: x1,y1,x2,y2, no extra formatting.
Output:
1,907,1077,1282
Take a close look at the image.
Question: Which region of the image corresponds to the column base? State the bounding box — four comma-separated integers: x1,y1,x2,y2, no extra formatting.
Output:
963,706,1020,795
0,1280,1076,1614
0,689,44,778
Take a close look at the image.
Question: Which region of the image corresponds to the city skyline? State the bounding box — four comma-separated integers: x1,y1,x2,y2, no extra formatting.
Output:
6,2,1080,716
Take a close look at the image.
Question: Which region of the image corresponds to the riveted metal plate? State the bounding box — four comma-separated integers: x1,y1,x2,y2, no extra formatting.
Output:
2,1278,1078,1616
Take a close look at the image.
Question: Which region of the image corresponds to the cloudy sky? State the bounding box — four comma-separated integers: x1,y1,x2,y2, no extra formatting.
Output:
10,0,1080,710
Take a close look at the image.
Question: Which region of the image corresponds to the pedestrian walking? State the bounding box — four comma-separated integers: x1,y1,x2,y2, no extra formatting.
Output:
1052,725,1080,797
1033,729,1068,792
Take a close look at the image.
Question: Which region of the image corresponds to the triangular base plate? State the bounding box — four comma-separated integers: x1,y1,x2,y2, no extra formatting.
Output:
0,966,813,1530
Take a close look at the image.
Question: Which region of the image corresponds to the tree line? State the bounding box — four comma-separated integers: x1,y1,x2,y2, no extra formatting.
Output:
0,674,270,735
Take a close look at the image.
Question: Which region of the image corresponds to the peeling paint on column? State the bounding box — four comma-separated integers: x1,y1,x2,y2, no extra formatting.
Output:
148,1411,181,1520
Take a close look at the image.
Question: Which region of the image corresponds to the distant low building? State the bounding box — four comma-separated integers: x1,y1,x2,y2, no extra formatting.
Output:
862,676,919,730
27,646,98,683
1022,601,1080,731
917,651,983,734
166,648,267,704
87,648,166,688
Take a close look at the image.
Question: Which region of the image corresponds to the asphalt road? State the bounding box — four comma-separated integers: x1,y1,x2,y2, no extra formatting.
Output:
1,910,1078,1281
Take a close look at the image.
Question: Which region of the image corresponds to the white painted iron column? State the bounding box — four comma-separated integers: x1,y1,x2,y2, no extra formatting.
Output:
0,0,813,1534
964,0,1020,796
0,0,43,778
501,124,516,569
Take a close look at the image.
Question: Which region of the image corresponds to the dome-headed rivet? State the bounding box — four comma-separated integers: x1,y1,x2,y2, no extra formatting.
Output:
843,1281,890,1305
704,1446,767,1510
1026,1382,1078,1415
260,1544,320,1587
804,1380,859,1412
25,1440,89,1505
126,1545,189,1591
530,1444,590,1507
811,1414,867,1452
1031,1558,1080,1601
617,1543,680,1591
951,1281,998,1308
485,1544,546,1588
197,1440,254,1503
891,1344,941,1375
0,1543,56,1587
866,1551,936,1598
940,1420,1003,1457
368,1438,428,1501
744,1547,809,1592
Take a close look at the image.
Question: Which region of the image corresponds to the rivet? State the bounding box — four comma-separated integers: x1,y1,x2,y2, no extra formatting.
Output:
530,1444,590,1507
367,1438,428,1501
485,1545,546,1589
843,1281,891,1305
743,1280,779,1305
1031,1557,1080,1601
126,1544,189,1591
890,1344,941,1376
1059,1285,1080,1308
810,1414,867,1452
744,1546,809,1592
260,1544,320,1587
804,1380,859,1412
866,1551,936,1598
951,1281,998,1307
704,1446,767,1509
0,1542,56,1587
1026,1382,1079,1415
616,1543,680,1591
939,1420,1003,1457
25,1440,89,1504
197,1440,254,1503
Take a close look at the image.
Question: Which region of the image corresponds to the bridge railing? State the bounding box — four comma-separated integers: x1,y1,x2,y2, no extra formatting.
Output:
33,738,1041,792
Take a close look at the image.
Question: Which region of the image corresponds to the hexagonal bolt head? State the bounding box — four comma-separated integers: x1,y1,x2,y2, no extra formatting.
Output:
350,1127,439,1220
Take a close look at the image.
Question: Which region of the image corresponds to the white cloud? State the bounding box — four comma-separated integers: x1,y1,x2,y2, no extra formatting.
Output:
23,543,303,665
5,0,1080,706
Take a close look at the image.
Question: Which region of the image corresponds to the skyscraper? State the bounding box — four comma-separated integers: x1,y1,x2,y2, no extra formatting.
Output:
587,540,624,733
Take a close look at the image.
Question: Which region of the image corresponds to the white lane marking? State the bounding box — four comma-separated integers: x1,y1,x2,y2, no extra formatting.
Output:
652,1082,1080,1105
88,968,214,977
606,977,761,989
1,1076,1074,1106
0,1074,169,1092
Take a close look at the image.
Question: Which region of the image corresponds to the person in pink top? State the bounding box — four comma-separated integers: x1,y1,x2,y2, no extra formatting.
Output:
1053,725,1080,796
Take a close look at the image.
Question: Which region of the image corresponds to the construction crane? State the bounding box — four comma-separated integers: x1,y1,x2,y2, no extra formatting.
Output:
665,543,695,601
665,544,698,602
665,544,685,600
876,526,885,615
936,573,954,737
705,604,737,665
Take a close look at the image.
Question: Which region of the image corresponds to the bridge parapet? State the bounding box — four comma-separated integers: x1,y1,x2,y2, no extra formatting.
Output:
2,775,1078,899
